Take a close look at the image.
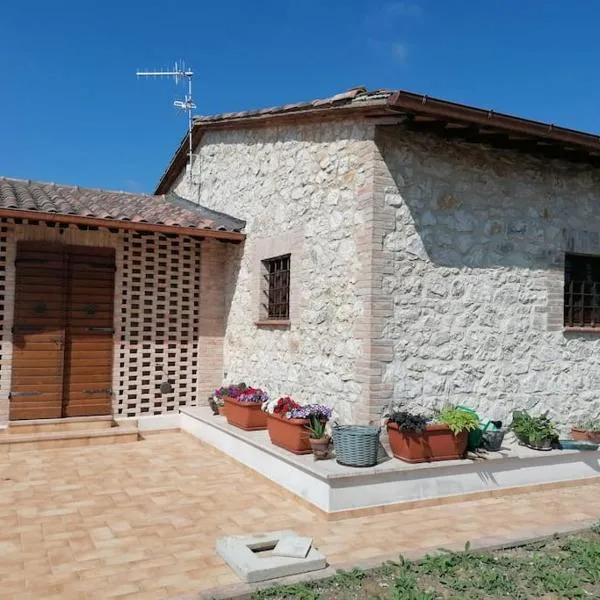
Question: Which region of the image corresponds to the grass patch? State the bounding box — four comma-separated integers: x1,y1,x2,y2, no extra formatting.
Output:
252,528,600,600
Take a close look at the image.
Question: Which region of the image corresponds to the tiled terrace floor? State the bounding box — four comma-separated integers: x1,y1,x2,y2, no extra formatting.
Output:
1,432,600,600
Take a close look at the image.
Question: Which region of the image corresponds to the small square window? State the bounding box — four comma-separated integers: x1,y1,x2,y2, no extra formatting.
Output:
261,254,290,320
564,253,600,328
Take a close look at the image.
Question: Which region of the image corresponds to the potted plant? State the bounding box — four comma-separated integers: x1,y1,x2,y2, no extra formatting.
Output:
208,395,220,416
215,384,247,417
511,411,558,450
386,405,479,463
263,397,312,455
288,404,333,459
222,384,269,431
210,391,228,416
571,420,600,443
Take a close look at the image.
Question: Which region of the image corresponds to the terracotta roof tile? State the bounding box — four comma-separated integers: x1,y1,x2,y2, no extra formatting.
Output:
194,87,392,125
0,177,245,233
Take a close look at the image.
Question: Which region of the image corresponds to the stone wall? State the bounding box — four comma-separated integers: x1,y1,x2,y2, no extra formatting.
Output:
173,121,377,423
375,125,600,427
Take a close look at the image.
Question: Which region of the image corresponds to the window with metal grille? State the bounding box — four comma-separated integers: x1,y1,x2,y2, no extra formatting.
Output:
564,253,600,328
262,254,290,320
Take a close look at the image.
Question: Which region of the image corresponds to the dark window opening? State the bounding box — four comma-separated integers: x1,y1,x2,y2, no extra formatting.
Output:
564,253,600,328
262,254,290,320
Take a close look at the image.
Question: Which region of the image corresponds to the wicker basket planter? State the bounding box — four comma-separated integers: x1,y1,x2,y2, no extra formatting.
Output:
266,413,311,454
223,396,267,431
332,425,380,467
571,427,600,443
387,422,468,463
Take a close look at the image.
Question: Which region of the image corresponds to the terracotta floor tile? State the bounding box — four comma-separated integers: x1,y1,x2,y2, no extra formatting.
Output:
2,432,600,599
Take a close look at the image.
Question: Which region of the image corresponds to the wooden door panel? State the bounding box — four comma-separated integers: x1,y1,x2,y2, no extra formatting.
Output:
66,337,114,349
10,243,116,420
9,244,65,420
62,249,115,418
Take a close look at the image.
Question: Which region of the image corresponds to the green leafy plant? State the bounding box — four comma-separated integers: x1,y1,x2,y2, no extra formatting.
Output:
306,415,327,439
252,528,600,600
436,405,479,435
330,568,365,588
252,582,321,600
576,419,600,432
511,410,558,446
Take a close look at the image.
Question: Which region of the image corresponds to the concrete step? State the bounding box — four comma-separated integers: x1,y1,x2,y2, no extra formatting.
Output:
5,415,116,435
0,425,139,453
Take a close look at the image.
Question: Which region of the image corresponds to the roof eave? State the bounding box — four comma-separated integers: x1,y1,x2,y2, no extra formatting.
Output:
387,90,600,154
0,208,246,242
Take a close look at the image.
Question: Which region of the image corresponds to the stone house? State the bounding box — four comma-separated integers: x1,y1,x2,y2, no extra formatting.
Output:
156,86,600,428
0,178,244,425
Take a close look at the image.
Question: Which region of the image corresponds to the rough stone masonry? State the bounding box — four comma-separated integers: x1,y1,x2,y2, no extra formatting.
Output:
171,118,600,429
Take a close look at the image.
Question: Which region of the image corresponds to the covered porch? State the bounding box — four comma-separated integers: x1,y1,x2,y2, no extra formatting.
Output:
0,177,244,427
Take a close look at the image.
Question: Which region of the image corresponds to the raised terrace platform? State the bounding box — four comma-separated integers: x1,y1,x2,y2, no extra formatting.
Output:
180,407,600,518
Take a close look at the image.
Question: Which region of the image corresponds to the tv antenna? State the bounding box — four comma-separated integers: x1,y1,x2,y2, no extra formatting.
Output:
136,61,196,186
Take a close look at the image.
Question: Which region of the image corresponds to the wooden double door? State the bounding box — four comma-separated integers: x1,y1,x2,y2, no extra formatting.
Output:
9,242,116,420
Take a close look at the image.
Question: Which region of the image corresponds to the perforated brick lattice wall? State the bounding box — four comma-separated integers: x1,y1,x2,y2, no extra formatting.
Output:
116,232,202,417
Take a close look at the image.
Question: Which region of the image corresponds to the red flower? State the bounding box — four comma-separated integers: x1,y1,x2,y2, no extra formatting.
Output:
273,396,302,416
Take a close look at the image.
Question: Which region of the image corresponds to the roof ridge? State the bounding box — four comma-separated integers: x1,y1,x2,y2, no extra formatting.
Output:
0,176,157,199
166,193,246,228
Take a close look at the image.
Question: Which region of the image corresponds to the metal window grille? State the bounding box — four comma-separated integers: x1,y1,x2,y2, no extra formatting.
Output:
262,254,290,319
564,253,600,328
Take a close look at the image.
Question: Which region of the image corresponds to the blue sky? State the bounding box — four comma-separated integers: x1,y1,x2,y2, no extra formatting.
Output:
1,1,598,194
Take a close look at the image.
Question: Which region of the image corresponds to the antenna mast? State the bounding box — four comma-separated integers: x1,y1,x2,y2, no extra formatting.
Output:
136,61,196,186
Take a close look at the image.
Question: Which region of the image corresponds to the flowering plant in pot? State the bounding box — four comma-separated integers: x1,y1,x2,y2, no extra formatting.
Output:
386,405,478,463
208,395,223,416
262,397,313,455
510,411,558,451
214,383,247,417
288,404,333,459
222,385,269,431
571,419,600,444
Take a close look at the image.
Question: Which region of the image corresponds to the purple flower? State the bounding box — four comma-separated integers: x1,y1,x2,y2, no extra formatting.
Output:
237,388,269,404
288,404,332,421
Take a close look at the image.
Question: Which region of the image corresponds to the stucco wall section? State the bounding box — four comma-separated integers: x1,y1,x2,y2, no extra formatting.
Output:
375,125,600,427
197,238,228,403
173,121,376,423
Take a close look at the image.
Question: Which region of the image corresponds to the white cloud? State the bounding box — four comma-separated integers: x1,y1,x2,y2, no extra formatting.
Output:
391,42,409,62
368,39,410,63
364,1,421,63
383,1,423,19
365,1,423,28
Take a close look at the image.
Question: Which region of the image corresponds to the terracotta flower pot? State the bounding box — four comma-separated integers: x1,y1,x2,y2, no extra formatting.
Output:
387,422,468,463
571,427,600,443
223,396,267,431
217,405,227,417
309,436,330,459
266,413,312,454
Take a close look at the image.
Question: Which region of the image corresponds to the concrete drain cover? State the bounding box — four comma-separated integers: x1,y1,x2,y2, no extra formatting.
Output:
216,530,327,583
